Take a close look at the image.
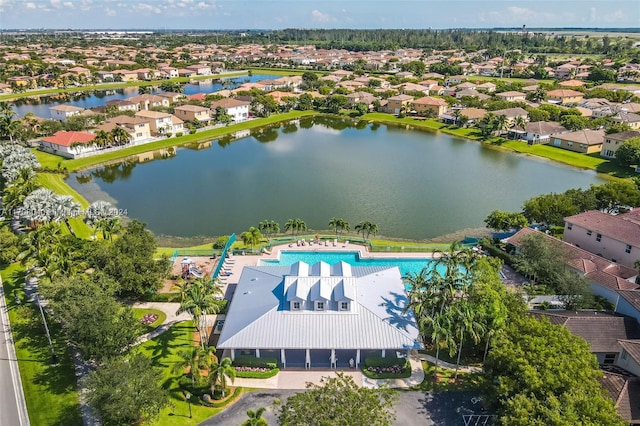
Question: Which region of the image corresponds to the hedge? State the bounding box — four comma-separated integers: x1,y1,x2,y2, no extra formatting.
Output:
203,386,243,408
361,364,412,380
140,292,182,303
364,356,405,368
232,355,278,369
234,368,280,379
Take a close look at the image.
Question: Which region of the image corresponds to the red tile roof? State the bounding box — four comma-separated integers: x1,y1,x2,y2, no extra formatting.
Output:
565,210,640,246
41,131,94,147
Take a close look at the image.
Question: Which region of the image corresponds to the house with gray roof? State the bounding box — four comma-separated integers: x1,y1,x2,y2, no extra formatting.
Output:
216,261,421,369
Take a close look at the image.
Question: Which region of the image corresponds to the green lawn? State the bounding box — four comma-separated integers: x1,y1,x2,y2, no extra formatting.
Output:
155,242,215,258
132,308,167,334
36,173,92,239
0,264,82,426
33,149,67,171
138,321,235,426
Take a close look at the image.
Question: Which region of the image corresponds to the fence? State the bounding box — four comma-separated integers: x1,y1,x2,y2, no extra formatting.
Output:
211,233,236,280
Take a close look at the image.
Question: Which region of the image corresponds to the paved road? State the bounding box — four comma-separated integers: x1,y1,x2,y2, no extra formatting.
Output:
201,390,486,426
0,277,30,426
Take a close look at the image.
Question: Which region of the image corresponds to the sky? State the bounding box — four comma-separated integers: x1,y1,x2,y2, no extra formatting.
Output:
0,0,638,30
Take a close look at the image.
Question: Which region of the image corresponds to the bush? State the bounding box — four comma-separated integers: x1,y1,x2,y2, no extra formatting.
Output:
233,355,278,369
140,292,181,303
189,128,197,134
165,132,172,138
176,132,183,137
213,235,229,249
234,367,280,379
364,356,405,368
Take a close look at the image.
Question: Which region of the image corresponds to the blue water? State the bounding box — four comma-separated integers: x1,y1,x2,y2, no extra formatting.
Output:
10,74,279,118
260,251,436,277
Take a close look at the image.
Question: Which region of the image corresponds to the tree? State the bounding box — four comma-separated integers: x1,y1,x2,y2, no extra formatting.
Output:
615,137,640,167
110,125,132,146
97,220,169,297
484,210,529,231
240,226,264,251
297,93,314,111
278,373,398,426
209,357,236,398
592,180,640,213
242,407,268,426
214,106,233,125
284,218,306,237
84,200,122,240
522,192,579,227
172,345,217,386
511,115,527,131
328,217,350,238
354,221,378,239
175,278,223,348
40,273,141,361
86,353,169,426
0,225,20,265
484,314,625,426
258,219,280,242
560,114,589,131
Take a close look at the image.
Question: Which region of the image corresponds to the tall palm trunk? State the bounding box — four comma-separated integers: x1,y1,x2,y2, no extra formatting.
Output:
454,329,464,381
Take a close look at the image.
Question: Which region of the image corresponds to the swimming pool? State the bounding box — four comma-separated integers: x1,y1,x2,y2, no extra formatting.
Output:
259,251,435,277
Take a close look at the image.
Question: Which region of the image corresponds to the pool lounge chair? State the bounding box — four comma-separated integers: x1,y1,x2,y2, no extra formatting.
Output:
342,240,349,248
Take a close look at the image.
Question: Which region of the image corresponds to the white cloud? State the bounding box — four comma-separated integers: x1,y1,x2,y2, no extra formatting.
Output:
311,9,332,23
63,1,74,8
105,7,116,16
50,0,62,8
136,2,161,13
196,1,212,10
25,2,36,9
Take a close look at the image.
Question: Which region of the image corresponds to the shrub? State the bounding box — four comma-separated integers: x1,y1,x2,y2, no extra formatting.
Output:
165,132,172,138
234,367,280,379
190,128,197,134
176,132,183,137
232,355,278,369
364,356,405,368
140,292,181,303
361,358,411,379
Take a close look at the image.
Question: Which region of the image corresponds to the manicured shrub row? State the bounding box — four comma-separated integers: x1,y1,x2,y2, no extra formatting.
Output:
361,365,412,380
234,368,280,379
364,356,406,368
232,355,278,369
140,292,182,303
202,386,243,407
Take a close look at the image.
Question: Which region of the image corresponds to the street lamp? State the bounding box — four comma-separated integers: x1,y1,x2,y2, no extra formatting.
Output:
185,393,192,419
36,294,58,365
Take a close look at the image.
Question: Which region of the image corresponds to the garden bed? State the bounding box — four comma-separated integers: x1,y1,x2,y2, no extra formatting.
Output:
361,356,412,379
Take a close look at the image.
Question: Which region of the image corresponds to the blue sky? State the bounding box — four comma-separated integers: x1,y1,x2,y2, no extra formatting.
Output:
0,0,638,30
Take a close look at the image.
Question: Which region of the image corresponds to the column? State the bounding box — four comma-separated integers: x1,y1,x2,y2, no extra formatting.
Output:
281,349,286,369
381,349,386,358
305,349,311,370
330,349,336,369
356,349,361,368
256,348,260,358
230,348,235,361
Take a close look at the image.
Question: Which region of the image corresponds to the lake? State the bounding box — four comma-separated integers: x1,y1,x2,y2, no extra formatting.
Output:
67,116,607,240
9,74,278,119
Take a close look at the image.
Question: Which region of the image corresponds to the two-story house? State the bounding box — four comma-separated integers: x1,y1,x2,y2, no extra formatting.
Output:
384,94,414,115
547,89,584,105
209,98,251,122
601,131,640,159
173,105,211,124
550,129,605,154
49,105,84,122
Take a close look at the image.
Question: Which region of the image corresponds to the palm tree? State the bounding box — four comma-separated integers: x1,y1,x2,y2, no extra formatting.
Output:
240,226,263,252
110,126,132,146
84,200,121,240
258,220,280,242
51,195,81,236
172,346,217,386
209,357,236,398
354,221,379,240
511,115,527,132
452,301,485,381
284,218,306,237
494,114,509,137
18,187,57,227
175,278,223,348
242,407,268,426
17,222,62,277
92,130,112,148
328,217,350,238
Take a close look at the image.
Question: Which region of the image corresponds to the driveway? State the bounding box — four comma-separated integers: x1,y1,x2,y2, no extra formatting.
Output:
201,390,487,426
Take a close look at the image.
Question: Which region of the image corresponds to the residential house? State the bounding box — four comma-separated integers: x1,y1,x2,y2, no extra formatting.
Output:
160,67,179,79
559,79,586,88
599,371,640,424
563,210,640,268
346,91,377,107
440,107,487,125
216,261,421,368
444,75,465,86
173,104,211,124
550,129,605,154
547,89,584,105
105,99,138,113
398,83,430,95
49,105,84,122
209,98,251,122
186,64,212,75
524,121,569,145
127,94,170,111
157,92,186,105
67,66,91,78
384,94,414,115
412,96,448,117
580,98,615,118
454,82,477,91
455,89,490,100
601,131,640,159
96,71,115,82
96,115,152,144
611,111,640,130
134,110,178,135
531,310,640,365
40,130,95,158
114,70,139,82
495,91,526,102
492,107,529,126
476,82,497,92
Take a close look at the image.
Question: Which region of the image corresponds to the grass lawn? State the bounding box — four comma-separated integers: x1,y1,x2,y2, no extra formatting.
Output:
132,308,167,334
155,242,215,258
36,173,93,239
138,321,242,426
414,361,485,392
32,149,67,171
0,263,82,426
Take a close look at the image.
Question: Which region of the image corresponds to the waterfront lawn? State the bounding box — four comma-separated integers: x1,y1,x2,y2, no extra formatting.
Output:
138,321,232,426
33,149,67,171
132,308,167,334
0,263,82,426
36,173,92,239
62,111,317,172
155,242,215,258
